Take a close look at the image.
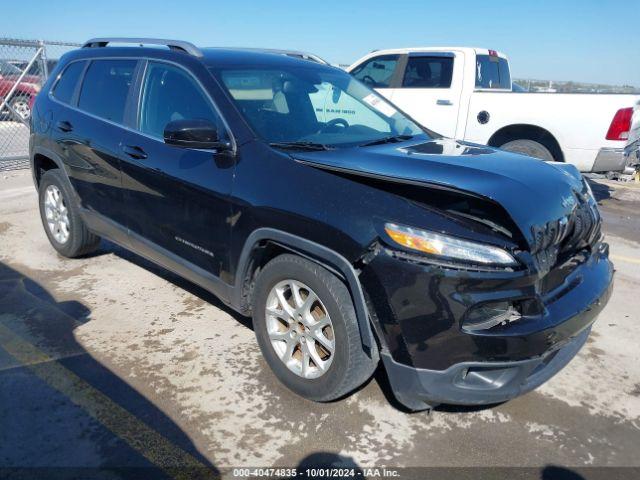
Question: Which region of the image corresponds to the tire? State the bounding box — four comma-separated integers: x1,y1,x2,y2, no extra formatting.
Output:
252,254,378,402
499,139,555,162
38,169,101,258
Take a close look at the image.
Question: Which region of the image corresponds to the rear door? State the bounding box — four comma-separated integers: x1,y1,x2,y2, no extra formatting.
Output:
50,58,137,231
389,52,463,138
119,60,234,277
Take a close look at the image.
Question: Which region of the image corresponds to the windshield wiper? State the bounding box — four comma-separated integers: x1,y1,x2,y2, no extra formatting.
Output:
359,135,414,147
269,141,331,151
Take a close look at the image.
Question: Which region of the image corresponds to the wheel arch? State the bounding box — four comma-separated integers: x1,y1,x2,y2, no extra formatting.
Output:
233,228,376,354
31,146,65,187
487,123,565,162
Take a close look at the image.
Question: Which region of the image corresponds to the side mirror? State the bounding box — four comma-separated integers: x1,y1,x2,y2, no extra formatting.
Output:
163,119,232,151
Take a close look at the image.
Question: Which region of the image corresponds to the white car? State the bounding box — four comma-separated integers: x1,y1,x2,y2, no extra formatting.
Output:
346,47,640,172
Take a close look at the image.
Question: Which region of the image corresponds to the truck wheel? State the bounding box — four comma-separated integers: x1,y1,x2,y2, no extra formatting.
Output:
38,169,101,258
500,139,554,162
252,254,378,402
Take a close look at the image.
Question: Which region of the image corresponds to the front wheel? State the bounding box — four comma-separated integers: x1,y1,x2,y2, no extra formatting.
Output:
499,139,555,162
252,254,378,402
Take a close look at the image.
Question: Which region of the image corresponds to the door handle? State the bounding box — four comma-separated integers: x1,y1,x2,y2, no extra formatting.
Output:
121,145,148,160
55,120,73,132
436,99,453,106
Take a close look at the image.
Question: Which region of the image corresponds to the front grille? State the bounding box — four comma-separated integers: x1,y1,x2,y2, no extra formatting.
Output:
531,196,600,274
560,199,600,254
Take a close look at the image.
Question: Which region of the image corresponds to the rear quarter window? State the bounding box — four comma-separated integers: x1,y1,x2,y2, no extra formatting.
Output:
475,55,511,89
52,61,86,104
78,59,137,123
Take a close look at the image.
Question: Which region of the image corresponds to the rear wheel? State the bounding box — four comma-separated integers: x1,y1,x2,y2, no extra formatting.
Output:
38,169,101,258
252,254,378,402
500,139,555,162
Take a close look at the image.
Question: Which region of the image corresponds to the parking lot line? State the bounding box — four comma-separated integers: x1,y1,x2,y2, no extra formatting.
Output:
611,254,640,265
0,321,217,480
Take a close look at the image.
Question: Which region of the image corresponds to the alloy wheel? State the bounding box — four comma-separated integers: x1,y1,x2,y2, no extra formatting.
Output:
44,184,70,244
12,98,31,120
265,279,335,379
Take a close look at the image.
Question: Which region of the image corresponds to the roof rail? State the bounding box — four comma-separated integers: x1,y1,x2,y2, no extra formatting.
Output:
82,38,203,57
237,48,329,65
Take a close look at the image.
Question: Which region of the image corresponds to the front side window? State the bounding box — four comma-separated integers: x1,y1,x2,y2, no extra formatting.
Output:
78,59,136,123
139,62,222,139
214,65,425,148
350,55,399,88
475,55,511,89
402,56,453,88
52,61,85,104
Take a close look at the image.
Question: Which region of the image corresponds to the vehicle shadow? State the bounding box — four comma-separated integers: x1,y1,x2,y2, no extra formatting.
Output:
541,465,586,480
0,260,219,479
287,452,366,479
585,177,614,203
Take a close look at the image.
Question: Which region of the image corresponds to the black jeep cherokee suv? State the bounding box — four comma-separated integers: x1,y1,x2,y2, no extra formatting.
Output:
29,38,613,410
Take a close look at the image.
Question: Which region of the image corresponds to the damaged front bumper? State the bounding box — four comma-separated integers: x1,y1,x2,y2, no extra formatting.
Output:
381,326,592,410
361,241,613,411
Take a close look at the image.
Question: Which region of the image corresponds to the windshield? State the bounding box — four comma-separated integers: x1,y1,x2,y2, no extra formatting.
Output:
211,65,427,148
0,60,22,76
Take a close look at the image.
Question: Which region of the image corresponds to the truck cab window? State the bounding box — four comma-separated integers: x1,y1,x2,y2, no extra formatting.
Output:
351,55,399,88
475,55,511,89
402,56,453,88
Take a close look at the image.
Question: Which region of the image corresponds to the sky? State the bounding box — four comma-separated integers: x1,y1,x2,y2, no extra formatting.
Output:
1,0,639,86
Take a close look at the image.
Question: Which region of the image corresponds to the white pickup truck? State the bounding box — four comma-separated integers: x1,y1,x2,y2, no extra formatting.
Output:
625,98,640,171
346,47,640,172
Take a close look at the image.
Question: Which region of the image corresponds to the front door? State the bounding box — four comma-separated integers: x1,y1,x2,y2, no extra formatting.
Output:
120,60,234,278
389,53,463,138
350,54,401,103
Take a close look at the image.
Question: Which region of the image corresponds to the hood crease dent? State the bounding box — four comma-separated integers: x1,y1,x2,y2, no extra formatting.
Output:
293,138,586,250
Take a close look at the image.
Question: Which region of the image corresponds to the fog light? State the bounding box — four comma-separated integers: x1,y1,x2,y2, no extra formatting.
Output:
462,301,522,332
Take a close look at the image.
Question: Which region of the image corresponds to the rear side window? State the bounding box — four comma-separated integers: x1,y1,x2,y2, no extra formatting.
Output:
78,59,137,123
475,55,511,89
52,61,85,104
351,55,399,88
402,56,453,88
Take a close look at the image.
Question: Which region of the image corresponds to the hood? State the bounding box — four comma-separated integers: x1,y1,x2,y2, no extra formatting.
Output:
293,138,586,249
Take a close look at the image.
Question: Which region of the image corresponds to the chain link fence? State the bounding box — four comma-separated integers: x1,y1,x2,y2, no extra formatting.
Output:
0,38,80,171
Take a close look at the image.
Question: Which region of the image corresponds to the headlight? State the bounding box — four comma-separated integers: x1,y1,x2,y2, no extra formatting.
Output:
582,177,595,201
384,222,517,266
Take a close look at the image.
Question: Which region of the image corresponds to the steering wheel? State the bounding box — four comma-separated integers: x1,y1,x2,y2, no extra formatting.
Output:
361,75,376,86
320,118,350,133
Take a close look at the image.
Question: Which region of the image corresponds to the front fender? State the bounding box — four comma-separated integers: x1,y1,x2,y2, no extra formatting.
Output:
233,228,376,353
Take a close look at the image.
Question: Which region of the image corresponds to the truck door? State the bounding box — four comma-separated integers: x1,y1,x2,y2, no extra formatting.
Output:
389,52,463,138
350,54,401,103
